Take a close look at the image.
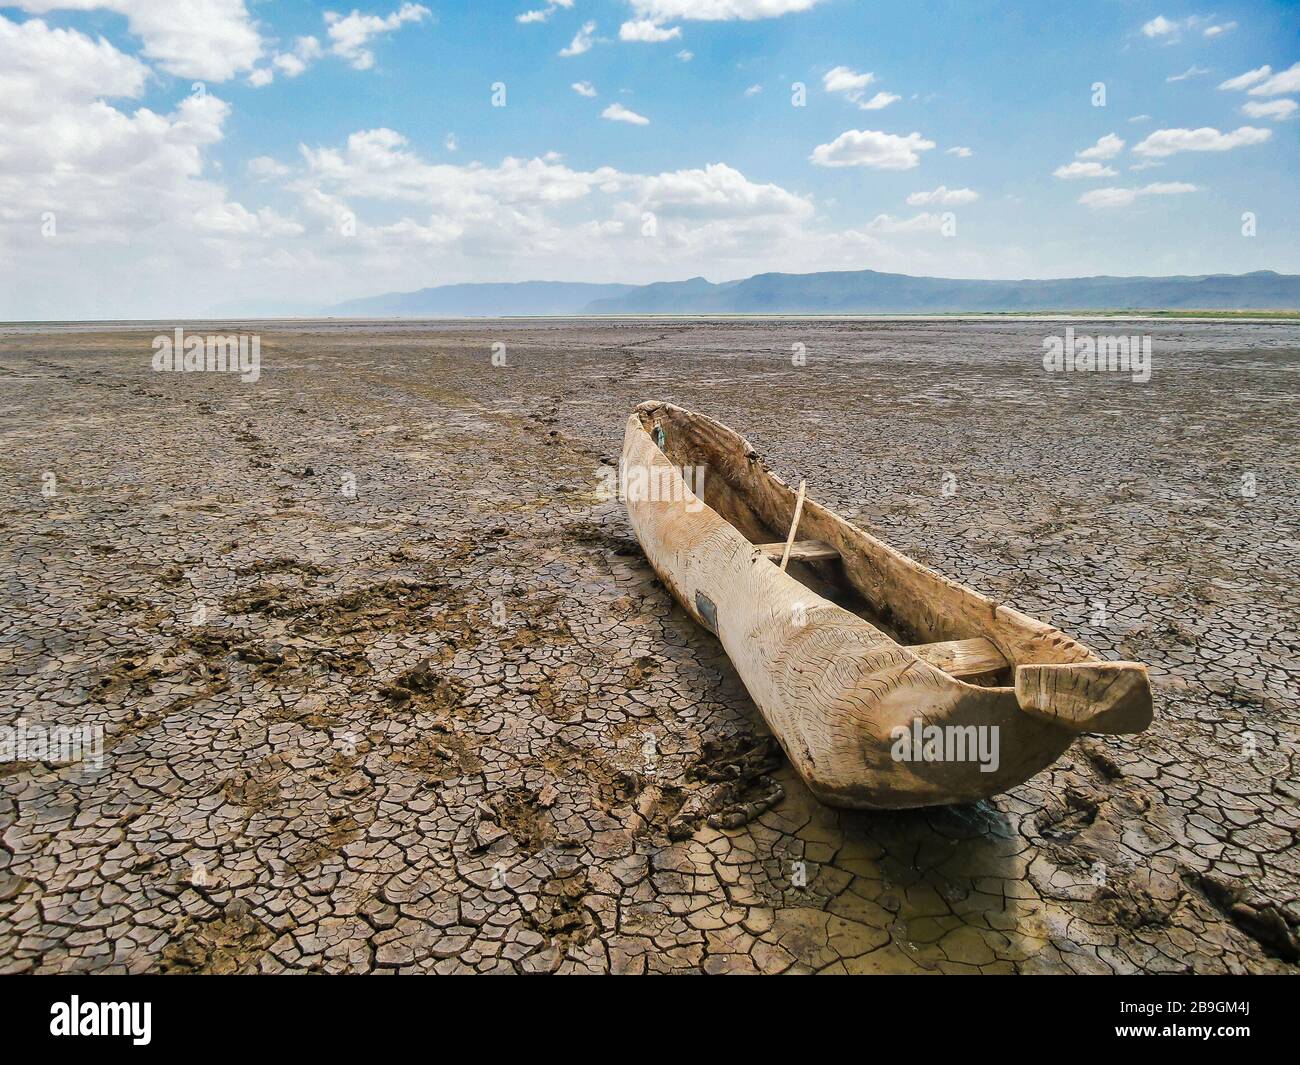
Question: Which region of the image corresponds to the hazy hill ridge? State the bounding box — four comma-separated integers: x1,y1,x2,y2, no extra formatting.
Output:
322,269,1300,317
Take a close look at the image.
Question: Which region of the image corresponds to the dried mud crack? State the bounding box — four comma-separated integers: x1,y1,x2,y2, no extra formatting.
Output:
0,318,1296,974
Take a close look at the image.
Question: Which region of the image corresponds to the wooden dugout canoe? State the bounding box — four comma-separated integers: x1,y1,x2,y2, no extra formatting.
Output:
622,401,1153,810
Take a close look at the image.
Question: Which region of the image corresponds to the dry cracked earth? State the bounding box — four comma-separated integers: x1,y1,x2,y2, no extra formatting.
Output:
1,318,1297,974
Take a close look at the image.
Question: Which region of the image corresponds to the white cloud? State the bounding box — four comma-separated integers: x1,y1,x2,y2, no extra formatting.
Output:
291,133,815,268
444,132,458,150
325,3,430,70
865,212,949,234
1077,133,1124,160
249,156,291,179
560,20,597,56
1219,65,1271,91
906,185,978,206
1129,114,1152,123
602,102,650,125
1248,62,1300,96
810,129,935,169
517,2,573,24
1079,182,1197,209
1133,125,1272,156
1167,65,1209,82
637,162,812,220
860,91,900,110
945,146,973,157
0,11,149,103
1140,14,1216,42
0,11,271,309
572,80,597,97
1053,161,1117,179
676,49,693,61
745,83,763,96
1141,15,1180,38
11,0,263,81
619,19,682,42
254,36,323,84
1242,98,1298,121
822,66,900,110
630,0,823,20
823,66,873,93
1140,14,1235,42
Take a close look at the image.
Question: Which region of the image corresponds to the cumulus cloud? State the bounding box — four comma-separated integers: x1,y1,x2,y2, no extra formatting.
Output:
1132,125,1272,157
1167,65,1209,82
810,129,935,169
946,146,973,157
0,11,149,104
602,102,650,125
1141,15,1180,38
1247,62,1300,96
287,132,819,272
1141,14,1235,42
325,3,430,70
559,20,597,56
906,186,978,206
572,81,597,97
822,66,900,110
517,0,574,24
1242,98,1297,120
860,92,899,110
1219,65,1272,91
11,0,263,81
1053,161,1118,179
637,162,812,220
249,156,291,179
619,19,681,42
629,0,823,20
250,36,323,85
1077,133,1125,160
823,66,873,93
0,10,284,317
1079,182,1198,208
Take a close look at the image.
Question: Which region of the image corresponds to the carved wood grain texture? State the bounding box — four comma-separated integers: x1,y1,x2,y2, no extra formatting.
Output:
623,404,1088,809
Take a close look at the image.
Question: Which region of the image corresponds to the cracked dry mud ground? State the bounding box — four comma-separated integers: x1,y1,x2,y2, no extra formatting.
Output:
1,318,1296,975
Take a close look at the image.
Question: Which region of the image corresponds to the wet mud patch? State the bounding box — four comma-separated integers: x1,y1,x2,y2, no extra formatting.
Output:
1188,871,1300,962
525,865,597,949
159,902,276,975
485,787,554,853
285,811,364,874
390,731,484,785
379,661,473,717
220,757,287,812
668,735,786,839
1032,784,1101,842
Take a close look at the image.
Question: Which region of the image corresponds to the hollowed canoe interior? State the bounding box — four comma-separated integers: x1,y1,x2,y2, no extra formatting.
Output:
640,405,1013,686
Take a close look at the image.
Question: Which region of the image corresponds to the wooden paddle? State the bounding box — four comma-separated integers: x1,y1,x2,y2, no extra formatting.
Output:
778,480,807,572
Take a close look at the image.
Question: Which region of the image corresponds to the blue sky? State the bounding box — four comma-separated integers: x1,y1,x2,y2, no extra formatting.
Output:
1,0,1296,317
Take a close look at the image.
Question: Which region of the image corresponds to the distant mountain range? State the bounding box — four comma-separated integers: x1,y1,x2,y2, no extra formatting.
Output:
316,269,1300,317
325,281,638,317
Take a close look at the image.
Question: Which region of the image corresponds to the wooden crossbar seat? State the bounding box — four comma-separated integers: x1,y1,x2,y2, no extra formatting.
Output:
755,539,840,563
906,637,1010,679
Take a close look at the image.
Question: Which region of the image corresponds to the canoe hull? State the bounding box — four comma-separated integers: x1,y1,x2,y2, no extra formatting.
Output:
622,403,1114,810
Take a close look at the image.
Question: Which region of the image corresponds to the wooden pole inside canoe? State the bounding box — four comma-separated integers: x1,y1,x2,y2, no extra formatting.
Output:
779,480,807,572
